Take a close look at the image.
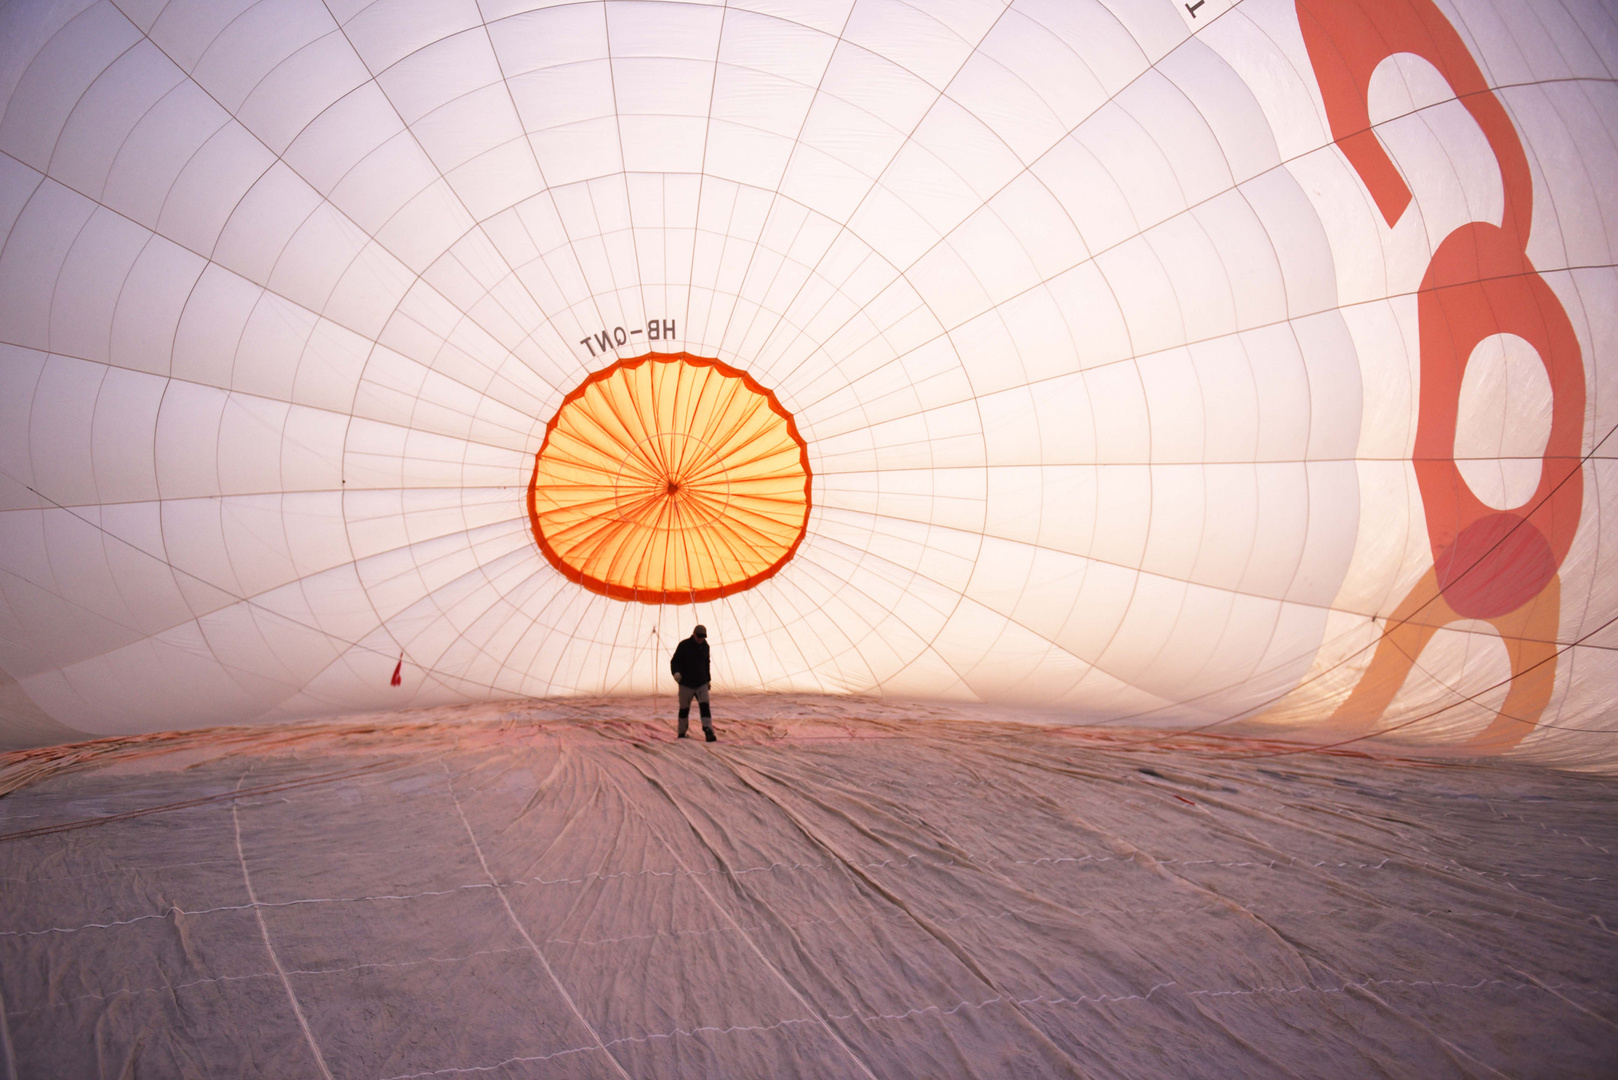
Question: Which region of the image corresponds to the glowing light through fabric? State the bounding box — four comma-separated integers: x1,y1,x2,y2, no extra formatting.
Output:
529,353,811,603
0,0,1613,768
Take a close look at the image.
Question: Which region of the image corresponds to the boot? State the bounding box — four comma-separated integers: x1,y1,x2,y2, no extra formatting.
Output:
705,729,716,742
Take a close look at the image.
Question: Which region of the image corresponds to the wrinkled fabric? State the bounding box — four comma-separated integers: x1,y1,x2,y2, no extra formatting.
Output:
1,697,1614,1079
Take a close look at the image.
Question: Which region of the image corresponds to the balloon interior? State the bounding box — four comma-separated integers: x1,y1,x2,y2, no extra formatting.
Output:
0,0,1614,1076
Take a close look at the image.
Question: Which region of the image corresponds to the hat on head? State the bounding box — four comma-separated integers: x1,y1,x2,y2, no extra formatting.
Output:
693,625,707,637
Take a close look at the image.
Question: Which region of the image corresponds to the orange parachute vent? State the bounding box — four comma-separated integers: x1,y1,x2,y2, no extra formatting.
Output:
528,352,812,604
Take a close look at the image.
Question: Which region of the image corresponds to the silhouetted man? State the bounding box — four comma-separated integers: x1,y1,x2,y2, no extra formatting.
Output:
670,624,714,741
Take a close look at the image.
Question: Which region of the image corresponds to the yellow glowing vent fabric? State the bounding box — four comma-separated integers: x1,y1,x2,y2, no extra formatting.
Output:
528,353,810,603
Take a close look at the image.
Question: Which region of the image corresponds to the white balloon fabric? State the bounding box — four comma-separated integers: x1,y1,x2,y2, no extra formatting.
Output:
0,0,1614,764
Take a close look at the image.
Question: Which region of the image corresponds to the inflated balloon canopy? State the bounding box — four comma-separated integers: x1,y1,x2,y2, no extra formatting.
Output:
0,0,1613,766
3,4,1618,1078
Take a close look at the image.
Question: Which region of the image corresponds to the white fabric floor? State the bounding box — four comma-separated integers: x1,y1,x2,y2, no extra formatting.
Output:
1,697,1614,1079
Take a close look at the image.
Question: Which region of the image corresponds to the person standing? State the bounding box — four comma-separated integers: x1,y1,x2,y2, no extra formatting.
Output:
670,625,715,741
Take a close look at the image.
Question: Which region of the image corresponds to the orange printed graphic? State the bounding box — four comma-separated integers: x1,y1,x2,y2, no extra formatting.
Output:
1296,0,1585,747
528,352,811,604
1321,569,1560,751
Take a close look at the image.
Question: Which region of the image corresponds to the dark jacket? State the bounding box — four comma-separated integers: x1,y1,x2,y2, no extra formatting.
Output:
670,637,710,687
